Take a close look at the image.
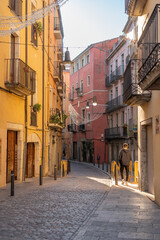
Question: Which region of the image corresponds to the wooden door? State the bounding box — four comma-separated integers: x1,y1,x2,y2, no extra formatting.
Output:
6,131,18,183
26,143,35,178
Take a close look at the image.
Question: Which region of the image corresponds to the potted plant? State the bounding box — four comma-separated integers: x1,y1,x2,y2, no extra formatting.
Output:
50,113,61,124
34,21,43,36
33,103,41,112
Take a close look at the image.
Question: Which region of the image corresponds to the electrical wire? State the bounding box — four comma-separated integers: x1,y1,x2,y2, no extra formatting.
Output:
0,0,69,36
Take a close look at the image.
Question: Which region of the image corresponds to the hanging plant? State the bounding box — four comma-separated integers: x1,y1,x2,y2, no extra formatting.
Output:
33,103,41,112
34,21,43,36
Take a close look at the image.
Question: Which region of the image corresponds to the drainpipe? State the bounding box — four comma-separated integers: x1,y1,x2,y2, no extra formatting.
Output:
23,0,28,181
41,0,45,182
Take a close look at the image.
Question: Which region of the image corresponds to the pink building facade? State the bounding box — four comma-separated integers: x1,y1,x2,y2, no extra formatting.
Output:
69,39,118,164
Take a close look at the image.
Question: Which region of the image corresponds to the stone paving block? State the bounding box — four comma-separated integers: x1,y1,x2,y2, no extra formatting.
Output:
118,232,154,239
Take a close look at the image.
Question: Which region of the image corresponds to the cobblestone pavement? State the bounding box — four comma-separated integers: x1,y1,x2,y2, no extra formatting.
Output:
0,162,110,240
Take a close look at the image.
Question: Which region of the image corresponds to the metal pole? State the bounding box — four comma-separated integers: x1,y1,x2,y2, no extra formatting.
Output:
22,0,28,182
40,165,42,185
54,165,57,180
41,0,45,184
115,164,118,185
11,170,14,196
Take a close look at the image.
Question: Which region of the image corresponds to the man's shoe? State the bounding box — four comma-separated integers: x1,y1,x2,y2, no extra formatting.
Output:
125,181,128,186
122,179,125,185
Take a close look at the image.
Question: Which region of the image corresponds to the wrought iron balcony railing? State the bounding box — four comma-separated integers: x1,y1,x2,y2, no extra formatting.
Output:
138,5,160,90
68,124,77,133
106,96,125,113
69,92,74,101
123,60,151,105
54,17,64,39
5,58,36,96
105,126,128,140
78,124,85,132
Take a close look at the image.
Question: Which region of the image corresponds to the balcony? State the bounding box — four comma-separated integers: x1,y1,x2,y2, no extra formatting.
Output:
57,81,63,93
123,60,151,106
48,108,64,130
125,0,147,16
57,45,63,61
54,17,63,39
68,124,77,133
76,87,83,97
105,126,128,141
69,93,74,101
138,5,160,90
5,58,36,96
78,124,85,132
53,61,61,82
106,96,126,113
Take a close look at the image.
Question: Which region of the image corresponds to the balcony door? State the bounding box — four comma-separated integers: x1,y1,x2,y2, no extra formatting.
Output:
10,34,16,83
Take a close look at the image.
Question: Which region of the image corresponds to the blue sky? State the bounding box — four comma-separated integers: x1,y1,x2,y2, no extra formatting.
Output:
61,0,128,59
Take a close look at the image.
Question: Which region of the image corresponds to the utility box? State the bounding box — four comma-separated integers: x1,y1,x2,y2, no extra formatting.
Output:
61,160,68,177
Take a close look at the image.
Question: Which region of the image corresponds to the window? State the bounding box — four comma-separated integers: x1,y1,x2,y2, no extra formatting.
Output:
71,85,74,99
31,24,38,46
73,66,74,74
9,0,22,17
87,76,90,86
82,59,84,67
115,59,118,75
80,80,83,92
31,4,38,46
87,112,90,124
87,54,90,64
77,62,79,71
122,111,125,124
82,109,85,122
76,82,78,89
121,54,124,73
116,113,118,127
115,86,118,98
110,90,113,101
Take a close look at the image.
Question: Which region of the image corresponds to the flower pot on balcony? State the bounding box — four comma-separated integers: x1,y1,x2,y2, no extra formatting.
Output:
33,103,41,112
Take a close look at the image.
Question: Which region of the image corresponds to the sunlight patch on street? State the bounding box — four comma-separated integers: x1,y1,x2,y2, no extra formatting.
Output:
87,177,112,187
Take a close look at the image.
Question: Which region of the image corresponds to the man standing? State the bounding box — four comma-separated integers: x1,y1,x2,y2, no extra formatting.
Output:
119,143,131,185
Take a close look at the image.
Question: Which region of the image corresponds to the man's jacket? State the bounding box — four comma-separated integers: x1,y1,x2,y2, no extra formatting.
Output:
119,149,131,166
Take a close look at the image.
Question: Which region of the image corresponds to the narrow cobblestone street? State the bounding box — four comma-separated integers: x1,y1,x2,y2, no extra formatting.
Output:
1,162,160,240
0,162,110,240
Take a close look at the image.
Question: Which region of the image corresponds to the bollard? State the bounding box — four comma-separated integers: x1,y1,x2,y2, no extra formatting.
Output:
40,165,42,185
98,159,100,168
54,165,57,180
106,162,108,172
67,161,69,174
68,160,71,172
62,164,64,177
115,164,118,185
102,162,104,170
93,159,95,166
11,170,14,196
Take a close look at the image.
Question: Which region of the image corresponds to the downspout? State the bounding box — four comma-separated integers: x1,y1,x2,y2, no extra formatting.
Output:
42,0,45,177
23,0,28,181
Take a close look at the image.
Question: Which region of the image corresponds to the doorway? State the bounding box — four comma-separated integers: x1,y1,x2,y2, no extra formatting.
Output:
73,142,77,160
147,125,154,194
26,143,35,178
6,130,18,183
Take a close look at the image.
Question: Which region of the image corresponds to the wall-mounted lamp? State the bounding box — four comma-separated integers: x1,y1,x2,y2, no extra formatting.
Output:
86,101,89,109
92,96,97,106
